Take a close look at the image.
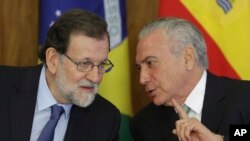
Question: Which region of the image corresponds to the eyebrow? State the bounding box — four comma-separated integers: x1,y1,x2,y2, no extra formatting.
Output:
136,56,157,66
77,57,108,63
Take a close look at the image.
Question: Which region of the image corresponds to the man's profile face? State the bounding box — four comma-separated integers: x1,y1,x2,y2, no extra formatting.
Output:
136,30,187,106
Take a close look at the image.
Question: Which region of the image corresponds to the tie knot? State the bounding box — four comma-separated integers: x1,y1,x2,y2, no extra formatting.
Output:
181,104,190,114
51,105,64,120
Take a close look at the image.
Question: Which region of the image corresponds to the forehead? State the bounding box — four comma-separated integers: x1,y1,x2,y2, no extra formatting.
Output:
67,34,109,61
136,30,171,63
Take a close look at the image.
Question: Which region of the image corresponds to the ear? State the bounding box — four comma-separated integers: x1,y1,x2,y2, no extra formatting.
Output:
183,46,196,71
45,47,59,74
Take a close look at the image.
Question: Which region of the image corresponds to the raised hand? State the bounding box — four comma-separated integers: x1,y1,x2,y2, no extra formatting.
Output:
171,98,223,141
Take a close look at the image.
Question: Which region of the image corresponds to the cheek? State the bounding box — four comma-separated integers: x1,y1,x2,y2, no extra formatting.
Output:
63,68,82,83
98,74,104,83
154,68,167,84
156,69,174,92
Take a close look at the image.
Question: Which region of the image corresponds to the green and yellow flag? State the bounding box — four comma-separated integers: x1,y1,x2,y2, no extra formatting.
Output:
98,0,133,140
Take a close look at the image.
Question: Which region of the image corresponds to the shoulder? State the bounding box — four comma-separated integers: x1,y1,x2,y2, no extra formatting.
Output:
67,95,121,140
70,94,121,125
130,103,175,140
207,71,250,88
0,65,42,80
0,65,42,90
92,94,120,115
0,65,28,79
207,72,250,105
75,94,120,120
208,73,250,124
207,72,250,96
131,103,166,126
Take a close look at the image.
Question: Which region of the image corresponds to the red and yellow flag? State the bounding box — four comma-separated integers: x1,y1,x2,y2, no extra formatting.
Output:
159,0,250,80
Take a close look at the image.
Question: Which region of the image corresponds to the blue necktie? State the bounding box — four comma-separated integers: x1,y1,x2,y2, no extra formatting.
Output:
37,105,64,141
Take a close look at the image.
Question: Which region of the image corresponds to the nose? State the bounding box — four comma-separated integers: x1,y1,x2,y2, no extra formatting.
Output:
139,67,151,85
86,66,102,84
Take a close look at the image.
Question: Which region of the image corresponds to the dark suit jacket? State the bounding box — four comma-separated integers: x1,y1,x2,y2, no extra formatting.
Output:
0,65,121,141
130,72,250,141
219,78,250,141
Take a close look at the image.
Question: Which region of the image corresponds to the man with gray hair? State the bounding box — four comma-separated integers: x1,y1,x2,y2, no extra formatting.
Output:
131,17,250,141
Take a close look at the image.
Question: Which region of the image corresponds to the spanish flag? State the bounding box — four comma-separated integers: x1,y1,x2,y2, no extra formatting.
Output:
158,0,250,80
39,0,133,140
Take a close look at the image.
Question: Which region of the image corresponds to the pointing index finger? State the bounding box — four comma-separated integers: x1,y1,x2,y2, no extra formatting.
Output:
172,98,188,119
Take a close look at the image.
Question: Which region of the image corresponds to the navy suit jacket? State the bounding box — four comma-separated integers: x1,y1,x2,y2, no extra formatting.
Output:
130,72,250,141
0,65,121,141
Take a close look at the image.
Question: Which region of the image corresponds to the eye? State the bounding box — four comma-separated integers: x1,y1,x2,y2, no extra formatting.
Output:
98,62,106,68
135,64,141,70
78,61,91,68
145,60,158,68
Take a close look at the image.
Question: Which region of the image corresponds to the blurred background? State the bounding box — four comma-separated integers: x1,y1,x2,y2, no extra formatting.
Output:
1,0,250,140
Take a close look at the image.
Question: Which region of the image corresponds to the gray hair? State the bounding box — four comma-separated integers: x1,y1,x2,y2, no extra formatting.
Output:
139,17,208,69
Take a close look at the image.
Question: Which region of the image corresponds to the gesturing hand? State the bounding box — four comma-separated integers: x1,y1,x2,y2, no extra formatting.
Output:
171,98,223,141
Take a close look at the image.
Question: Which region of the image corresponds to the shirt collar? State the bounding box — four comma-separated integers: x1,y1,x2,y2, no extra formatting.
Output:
37,65,72,118
185,71,207,115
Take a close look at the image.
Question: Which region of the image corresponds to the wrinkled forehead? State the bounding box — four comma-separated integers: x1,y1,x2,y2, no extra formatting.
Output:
136,30,169,63
67,34,109,61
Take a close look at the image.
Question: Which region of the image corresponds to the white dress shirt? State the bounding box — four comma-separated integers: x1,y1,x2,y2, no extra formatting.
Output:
184,71,207,121
30,66,72,141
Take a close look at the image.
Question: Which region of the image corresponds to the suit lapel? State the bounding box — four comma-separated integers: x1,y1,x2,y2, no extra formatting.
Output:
11,93,37,140
201,72,227,132
10,65,41,141
159,106,179,141
64,105,93,141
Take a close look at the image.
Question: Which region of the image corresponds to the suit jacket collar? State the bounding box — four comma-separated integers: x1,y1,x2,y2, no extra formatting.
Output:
201,72,228,132
64,94,102,141
158,106,179,141
64,105,92,140
10,65,42,140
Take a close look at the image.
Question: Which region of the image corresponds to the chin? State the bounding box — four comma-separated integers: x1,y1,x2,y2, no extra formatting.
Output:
74,93,96,108
153,97,171,107
163,102,173,107
152,98,164,106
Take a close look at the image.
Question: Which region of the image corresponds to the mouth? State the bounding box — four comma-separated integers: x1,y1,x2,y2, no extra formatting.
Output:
80,86,95,92
146,89,156,99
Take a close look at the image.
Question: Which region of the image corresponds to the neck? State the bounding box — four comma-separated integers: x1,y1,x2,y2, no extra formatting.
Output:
175,67,205,105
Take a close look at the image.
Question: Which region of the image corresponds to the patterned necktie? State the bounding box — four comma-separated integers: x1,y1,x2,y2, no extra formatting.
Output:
182,104,191,114
37,105,64,141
